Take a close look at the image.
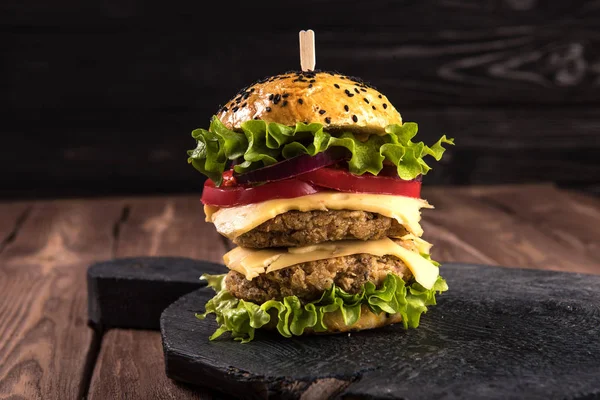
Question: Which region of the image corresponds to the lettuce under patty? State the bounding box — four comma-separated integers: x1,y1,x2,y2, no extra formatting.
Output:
187,117,454,186
196,273,448,343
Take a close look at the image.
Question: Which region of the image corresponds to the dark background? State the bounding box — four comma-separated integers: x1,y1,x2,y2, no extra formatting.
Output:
2,1,599,200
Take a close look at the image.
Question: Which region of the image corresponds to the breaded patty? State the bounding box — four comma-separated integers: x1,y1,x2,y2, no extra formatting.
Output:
225,253,412,304
234,210,408,248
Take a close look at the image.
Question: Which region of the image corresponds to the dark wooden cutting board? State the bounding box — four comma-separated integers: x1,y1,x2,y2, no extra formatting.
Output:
87,256,226,330
159,263,600,400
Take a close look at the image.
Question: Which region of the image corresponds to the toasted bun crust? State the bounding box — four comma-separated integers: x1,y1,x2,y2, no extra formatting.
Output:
216,70,402,134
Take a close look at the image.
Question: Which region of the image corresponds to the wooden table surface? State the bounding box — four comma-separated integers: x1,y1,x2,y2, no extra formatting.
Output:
1,183,599,400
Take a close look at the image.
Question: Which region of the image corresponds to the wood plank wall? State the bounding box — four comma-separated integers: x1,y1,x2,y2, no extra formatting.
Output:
2,0,599,198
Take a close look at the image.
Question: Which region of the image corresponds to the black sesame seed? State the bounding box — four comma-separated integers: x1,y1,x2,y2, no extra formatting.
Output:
310,79,316,83
266,107,272,112
298,98,304,104
282,100,288,107
222,106,228,112
319,109,326,115
334,83,340,89
309,83,313,88
344,89,355,97
325,117,331,124
243,92,250,99
273,94,281,104
360,88,367,92
372,105,376,110
378,94,382,98
352,115,358,122
383,103,388,109
344,105,349,112
354,88,360,94
241,103,247,108
232,106,239,112
250,88,255,92
282,93,289,98
254,116,259,119
363,98,369,104
269,94,274,100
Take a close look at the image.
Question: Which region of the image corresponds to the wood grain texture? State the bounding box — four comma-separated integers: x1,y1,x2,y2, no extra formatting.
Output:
3,107,599,199
0,199,124,400
0,184,598,399
563,186,600,211
87,256,225,330
421,184,600,274
5,28,600,110
89,329,208,400
0,202,31,253
2,1,600,110
91,186,600,398
2,1,600,198
473,184,600,264
88,195,228,400
161,264,600,399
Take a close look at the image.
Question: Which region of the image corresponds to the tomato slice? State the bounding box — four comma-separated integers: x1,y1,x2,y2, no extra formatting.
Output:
201,178,323,207
297,167,421,198
220,169,238,187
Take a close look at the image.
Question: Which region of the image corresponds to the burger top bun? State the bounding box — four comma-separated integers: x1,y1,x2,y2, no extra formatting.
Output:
216,70,402,134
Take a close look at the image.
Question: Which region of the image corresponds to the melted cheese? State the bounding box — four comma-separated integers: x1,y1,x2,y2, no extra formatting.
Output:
205,192,432,240
223,237,439,289
400,233,433,255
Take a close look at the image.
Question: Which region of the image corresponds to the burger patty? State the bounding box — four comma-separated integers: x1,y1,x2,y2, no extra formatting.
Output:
233,210,408,248
225,253,412,304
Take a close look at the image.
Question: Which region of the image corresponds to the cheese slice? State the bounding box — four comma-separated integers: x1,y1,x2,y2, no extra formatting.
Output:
205,192,432,240
400,233,433,255
223,237,439,289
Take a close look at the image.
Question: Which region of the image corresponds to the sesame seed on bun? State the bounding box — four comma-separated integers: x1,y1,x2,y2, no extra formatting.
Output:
216,70,402,134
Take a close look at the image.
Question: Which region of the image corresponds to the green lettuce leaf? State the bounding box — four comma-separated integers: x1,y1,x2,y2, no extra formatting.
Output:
196,273,448,343
187,117,454,186
421,253,441,267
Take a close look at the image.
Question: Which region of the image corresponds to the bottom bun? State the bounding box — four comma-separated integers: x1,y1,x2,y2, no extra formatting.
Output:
264,304,403,335
316,304,403,333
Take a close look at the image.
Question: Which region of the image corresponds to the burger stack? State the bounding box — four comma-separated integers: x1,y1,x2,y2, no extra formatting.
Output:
188,71,454,342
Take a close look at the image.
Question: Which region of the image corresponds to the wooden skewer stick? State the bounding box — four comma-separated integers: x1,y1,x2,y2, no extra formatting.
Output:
299,29,316,72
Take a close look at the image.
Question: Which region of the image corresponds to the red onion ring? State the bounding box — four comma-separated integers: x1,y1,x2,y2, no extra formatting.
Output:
234,147,350,185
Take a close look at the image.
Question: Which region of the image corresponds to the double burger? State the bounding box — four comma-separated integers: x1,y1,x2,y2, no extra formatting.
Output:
189,70,454,342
